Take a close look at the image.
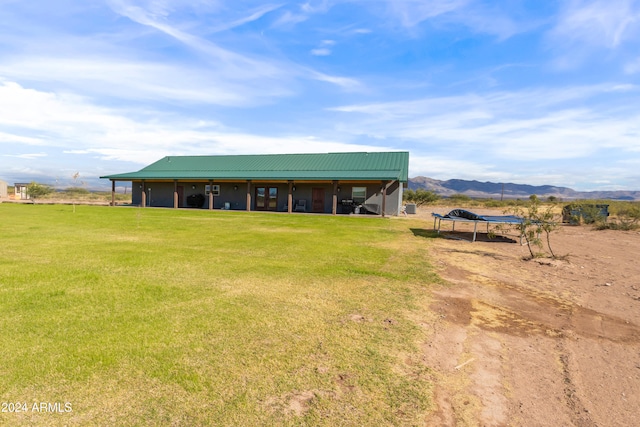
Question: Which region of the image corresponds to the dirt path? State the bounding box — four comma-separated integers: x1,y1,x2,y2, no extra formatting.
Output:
412,207,640,426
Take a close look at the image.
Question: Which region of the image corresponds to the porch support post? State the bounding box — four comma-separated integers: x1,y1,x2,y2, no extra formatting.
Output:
381,181,388,217
111,180,115,206
173,180,178,209
288,181,293,214
246,180,252,211
332,180,338,215
209,180,214,210
141,180,146,208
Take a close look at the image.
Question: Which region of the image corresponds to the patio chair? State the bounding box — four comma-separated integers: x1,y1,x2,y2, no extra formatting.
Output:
294,199,307,212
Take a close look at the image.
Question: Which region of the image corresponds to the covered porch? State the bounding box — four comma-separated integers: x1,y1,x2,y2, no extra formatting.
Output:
107,178,402,217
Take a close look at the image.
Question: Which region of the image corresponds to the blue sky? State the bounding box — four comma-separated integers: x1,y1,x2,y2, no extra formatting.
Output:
1,0,639,191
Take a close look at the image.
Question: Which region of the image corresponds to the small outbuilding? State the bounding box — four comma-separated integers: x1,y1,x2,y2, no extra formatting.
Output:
101,152,409,216
14,183,30,200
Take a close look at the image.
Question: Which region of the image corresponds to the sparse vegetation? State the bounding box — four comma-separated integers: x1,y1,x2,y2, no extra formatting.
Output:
447,193,472,203
562,202,609,225
20,187,132,204
63,186,91,195
594,203,640,230
403,189,440,206
505,195,560,259
26,181,53,201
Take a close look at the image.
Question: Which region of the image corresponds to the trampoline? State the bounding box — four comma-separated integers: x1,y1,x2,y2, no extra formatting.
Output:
431,209,525,243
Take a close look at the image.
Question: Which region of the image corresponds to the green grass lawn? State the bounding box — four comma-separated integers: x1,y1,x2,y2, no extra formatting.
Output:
0,204,441,426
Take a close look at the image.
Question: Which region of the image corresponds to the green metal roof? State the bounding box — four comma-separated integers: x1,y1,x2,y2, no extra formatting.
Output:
101,152,409,182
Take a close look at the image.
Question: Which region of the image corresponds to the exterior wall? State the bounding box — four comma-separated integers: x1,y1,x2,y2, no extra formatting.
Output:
133,181,287,210
340,181,402,216
0,180,7,198
129,179,404,215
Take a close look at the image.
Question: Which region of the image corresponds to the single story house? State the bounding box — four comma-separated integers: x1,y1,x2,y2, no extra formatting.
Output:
101,152,409,216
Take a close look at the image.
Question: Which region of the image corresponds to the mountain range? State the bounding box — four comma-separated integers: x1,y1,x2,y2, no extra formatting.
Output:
409,177,640,201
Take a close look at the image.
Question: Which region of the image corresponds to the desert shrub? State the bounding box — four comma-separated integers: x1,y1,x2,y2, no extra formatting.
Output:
63,187,90,195
505,198,525,207
562,202,609,225
483,200,502,208
506,195,560,259
26,182,53,201
595,205,640,230
482,199,511,208
403,189,440,206
448,193,472,203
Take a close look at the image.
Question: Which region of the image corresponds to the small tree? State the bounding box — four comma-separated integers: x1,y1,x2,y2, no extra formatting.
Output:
404,189,440,206
27,181,53,202
507,195,560,259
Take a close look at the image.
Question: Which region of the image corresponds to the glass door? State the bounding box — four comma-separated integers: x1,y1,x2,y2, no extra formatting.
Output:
255,187,278,211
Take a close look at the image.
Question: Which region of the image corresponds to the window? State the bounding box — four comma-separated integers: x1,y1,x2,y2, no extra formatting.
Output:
205,184,220,196
352,187,366,204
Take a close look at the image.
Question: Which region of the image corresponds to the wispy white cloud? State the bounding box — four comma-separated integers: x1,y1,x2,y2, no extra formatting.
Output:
104,0,360,94
107,0,283,76
208,4,283,33
331,84,640,163
311,48,331,56
378,0,534,39
271,10,310,27
550,0,640,49
547,0,640,68
308,71,362,90
310,39,336,56
4,153,47,159
0,57,286,107
387,0,469,27
0,130,44,146
625,57,640,74
0,80,384,171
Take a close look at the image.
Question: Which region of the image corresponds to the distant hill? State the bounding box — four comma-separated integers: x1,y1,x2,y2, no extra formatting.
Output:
409,177,640,201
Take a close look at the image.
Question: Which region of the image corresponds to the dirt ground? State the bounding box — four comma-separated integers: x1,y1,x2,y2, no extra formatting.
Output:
410,207,640,427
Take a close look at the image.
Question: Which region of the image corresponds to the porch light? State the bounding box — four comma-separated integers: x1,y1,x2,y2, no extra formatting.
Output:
192,185,196,190
292,186,296,192
233,185,238,191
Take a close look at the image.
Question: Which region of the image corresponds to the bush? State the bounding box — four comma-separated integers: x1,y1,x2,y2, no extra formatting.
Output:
595,205,640,230
562,203,609,225
26,182,53,201
505,195,560,259
483,199,510,208
403,189,440,206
